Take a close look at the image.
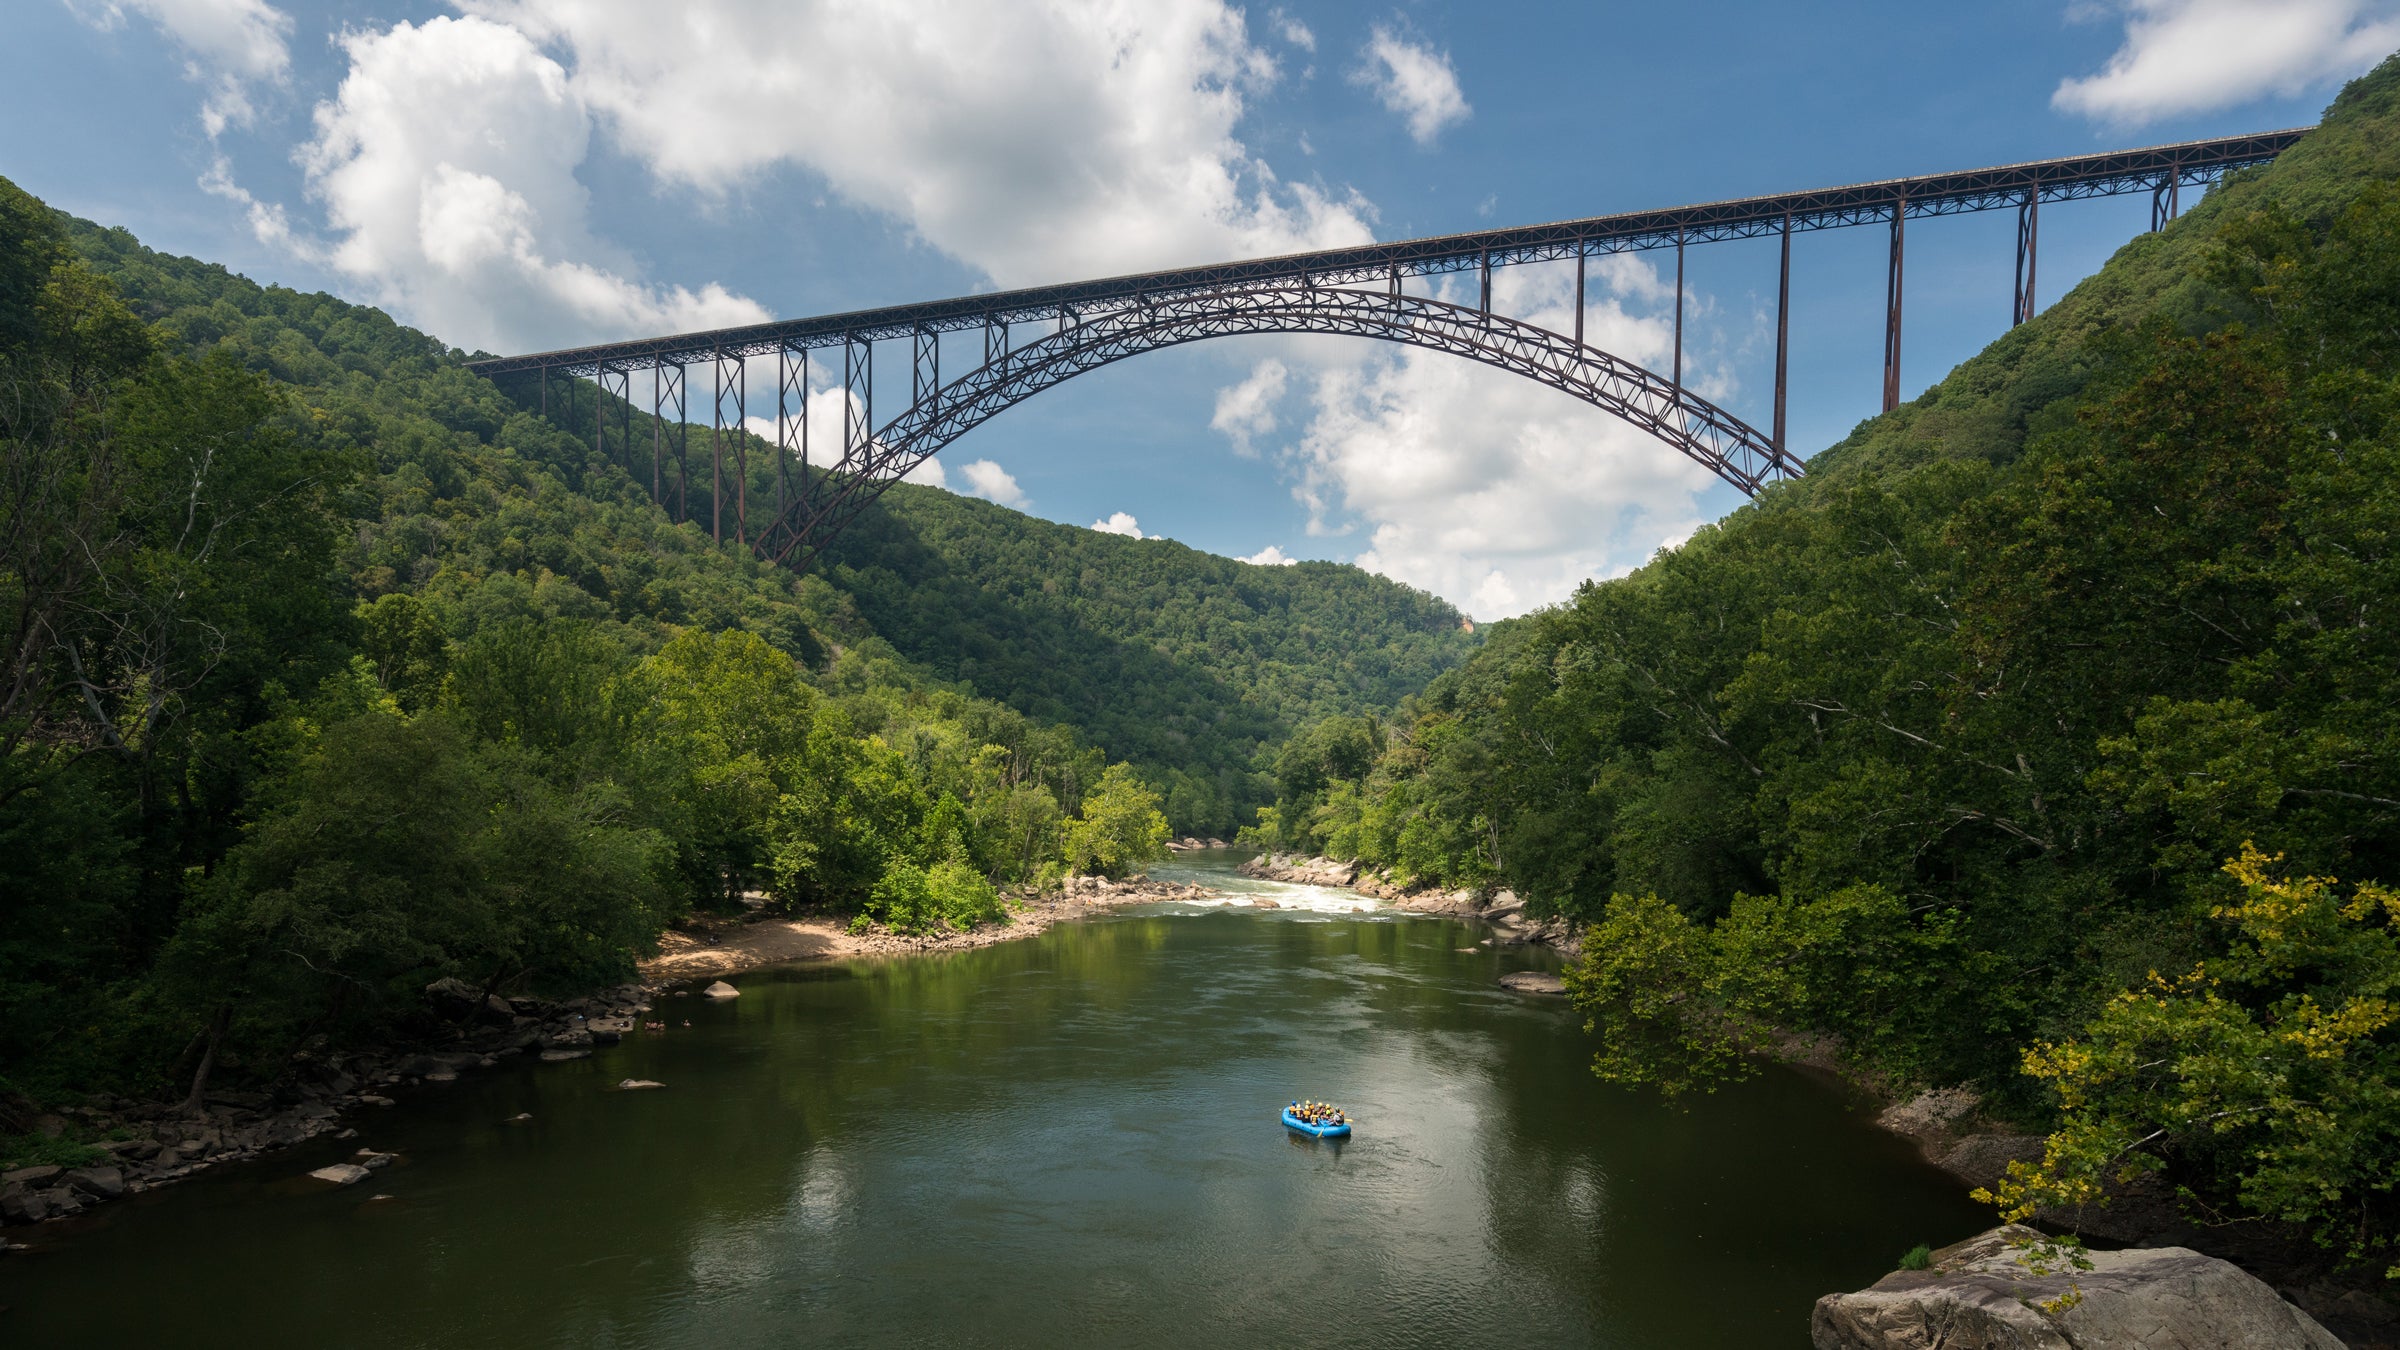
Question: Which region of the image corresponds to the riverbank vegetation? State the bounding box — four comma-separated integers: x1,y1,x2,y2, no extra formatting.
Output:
1244,61,2400,1268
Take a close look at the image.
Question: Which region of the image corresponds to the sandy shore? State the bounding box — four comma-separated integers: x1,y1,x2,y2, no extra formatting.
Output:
639,877,1218,982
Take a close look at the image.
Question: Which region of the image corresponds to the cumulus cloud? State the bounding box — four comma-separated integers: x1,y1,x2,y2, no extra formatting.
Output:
2054,0,2400,124
1265,257,1724,619
1091,511,1147,537
294,16,769,354
1354,25,1470,145
1270,8,1315,51
464,0,1372,286
1240,544,1298,565
955,458,1029,507
70,0,293,135
1209,357,1288,456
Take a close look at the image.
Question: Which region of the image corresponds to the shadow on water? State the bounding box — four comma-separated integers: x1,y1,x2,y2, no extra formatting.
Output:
0,864,1983,1349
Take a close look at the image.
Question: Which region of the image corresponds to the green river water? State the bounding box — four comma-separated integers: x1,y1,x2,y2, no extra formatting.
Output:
0,852,1984,1347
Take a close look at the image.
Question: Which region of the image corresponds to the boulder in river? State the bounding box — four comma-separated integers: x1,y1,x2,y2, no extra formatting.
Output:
702,981,740,999
1497,971,1566,995
617,1079,665,1091
307,1163,372,1187
1810,1224,2342,1349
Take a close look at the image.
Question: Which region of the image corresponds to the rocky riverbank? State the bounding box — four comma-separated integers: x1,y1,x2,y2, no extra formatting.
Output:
1237,853,1584,958
0,977,656,1240
643,875,1216,981
1,875,1213,1244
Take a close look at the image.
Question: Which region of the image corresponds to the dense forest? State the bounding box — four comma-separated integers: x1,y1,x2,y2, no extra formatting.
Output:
821,484,1473,838
0,173,1459,1122
1251,60,2400,1268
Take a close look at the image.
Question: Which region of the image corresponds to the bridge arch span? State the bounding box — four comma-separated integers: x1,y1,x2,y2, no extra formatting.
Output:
766,283,1804,567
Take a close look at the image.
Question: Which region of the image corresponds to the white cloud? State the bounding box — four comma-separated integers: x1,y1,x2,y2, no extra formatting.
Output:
911,457,950,490
294,16,769,354
2054,0,2400,124
1209,357,1288,456
1354,25,1470,145
1266,257,1726,619
70,0,293,135
465,0,1373,286
1091,511,1147,537
1240,544,1298,565
1270,9,1315,51
955,458,1029,507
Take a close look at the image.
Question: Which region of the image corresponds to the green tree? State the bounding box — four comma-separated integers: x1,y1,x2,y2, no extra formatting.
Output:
1063,763,1168,878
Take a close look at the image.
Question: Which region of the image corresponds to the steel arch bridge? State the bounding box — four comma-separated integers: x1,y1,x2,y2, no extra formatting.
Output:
770,283,1797,571
467,126,2310,570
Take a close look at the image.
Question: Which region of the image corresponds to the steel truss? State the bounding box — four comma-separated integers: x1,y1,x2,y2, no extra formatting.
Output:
754,283,1803,571
485,126,2309,571
470,129,2305,381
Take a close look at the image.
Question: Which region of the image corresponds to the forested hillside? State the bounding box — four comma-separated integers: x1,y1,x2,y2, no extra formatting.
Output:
822,485,1470,835
1257,58,2400,1267
0,175,1458,1117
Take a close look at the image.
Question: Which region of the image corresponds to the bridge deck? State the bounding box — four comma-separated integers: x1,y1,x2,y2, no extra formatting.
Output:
466,129,2308,378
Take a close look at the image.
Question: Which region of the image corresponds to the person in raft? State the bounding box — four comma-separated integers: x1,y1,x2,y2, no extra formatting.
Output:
1290,1100,1349,1127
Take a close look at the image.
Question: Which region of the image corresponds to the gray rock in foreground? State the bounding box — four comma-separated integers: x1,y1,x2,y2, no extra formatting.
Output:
1812,1224,2342,1349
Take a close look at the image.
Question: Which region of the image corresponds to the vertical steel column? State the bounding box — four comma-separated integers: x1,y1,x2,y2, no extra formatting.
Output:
1672,231,1685,392
539,364,550,417
913,325,938,405
732,358,748,546
1774,213,1791,457
650,361,667,507
2151,179,2170,232
1388,263,1400,298
656,361,687,523
984,318,1007,367
1573,247,1586,347
2014,192,2041,326
710,352,746,546
777,343,806,527
1883,201,1907,413
597,363,630,474
1478,249,1491,321
843,333,872,468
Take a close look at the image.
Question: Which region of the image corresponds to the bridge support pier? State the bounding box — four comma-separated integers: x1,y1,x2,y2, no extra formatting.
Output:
712,350,747,545
1574,250,1586,347
597,362,630,480
778,342,807,528
844,334,873,465
1774,214,1790,457
1882,204,1906,413
2014,194,2040,326
1673,232,1685,392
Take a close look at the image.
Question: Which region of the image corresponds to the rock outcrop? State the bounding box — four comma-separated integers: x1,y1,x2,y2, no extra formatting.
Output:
1812,1224,2343,1350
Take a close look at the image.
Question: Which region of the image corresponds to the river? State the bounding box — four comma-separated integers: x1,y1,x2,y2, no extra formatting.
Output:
0,851,1984,1347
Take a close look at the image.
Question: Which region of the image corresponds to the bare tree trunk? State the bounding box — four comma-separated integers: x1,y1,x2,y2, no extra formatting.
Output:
181,1003,230,1116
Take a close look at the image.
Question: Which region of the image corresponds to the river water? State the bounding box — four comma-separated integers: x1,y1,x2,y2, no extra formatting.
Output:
0,852,1983,1347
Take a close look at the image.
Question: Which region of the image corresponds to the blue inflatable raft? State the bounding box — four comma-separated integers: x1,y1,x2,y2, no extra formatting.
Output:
1282,1106,1351,1139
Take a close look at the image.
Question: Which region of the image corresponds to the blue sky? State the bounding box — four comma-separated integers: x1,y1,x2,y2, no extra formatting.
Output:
7,1,2394,616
